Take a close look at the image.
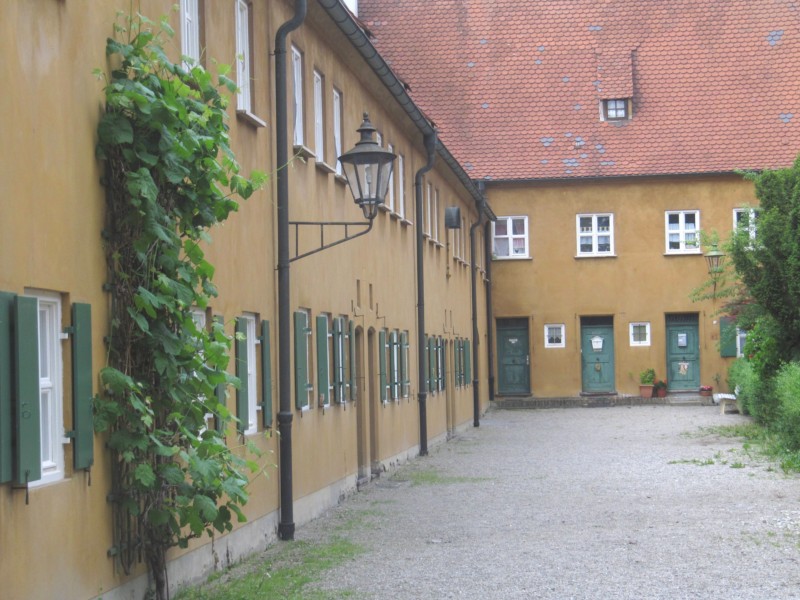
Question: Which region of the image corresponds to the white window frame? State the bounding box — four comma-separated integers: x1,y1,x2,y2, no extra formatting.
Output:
734,208,758,241
665,210,701,254
576,213,614,257
234,0,251,112
332,88,343,176
736,328,747,358
31,292,65,487
629,322,651,347
397,154,406,219
453,223,461,261
299,309,314,411
386,144,395,212
241,313,258,435
313,70,325,162
492,216,529,259
401,330,410,399
544,324,565,349
433,189,440,242
425,183,433,236
181,0,201,66
390,330,400,400
291,45,304,147
602,98,628,120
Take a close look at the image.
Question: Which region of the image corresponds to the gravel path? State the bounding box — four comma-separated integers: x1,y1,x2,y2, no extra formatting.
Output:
299,405,800,599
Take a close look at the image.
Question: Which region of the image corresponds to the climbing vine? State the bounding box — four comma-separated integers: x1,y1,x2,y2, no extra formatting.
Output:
94,12,266,599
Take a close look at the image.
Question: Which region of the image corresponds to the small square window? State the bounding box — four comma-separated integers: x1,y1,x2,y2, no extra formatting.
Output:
665,210,701,254
629,322,651,347
576,213,614,256
493,216,529,259
734,208,759,241
603,98,629,120
544,324,565,348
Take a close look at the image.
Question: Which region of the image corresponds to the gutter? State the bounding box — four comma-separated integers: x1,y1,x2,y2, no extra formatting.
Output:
415,131,437,456
275,0,308,543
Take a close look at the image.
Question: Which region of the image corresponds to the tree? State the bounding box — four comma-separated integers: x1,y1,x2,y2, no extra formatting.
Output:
731,157,800,375
94,13,266,599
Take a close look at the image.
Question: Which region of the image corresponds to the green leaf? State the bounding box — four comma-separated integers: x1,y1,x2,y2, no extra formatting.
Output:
100,367,135,395
98,112,134,146
134,463,156,488
193,494,219,522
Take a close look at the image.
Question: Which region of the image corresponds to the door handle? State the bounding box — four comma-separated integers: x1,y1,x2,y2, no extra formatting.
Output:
526,355,530,366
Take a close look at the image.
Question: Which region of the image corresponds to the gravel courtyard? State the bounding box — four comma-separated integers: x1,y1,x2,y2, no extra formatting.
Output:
285,405,800,599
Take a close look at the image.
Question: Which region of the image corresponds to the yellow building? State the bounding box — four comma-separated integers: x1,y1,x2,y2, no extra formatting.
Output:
0,1,491,597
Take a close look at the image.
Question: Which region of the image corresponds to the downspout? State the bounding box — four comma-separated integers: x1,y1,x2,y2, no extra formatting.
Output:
484,220,495,402
275,0,307,542
469,201,484,427
415,130,437,456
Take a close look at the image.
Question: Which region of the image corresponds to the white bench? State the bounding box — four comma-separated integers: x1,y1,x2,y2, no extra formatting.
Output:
713,392,738,414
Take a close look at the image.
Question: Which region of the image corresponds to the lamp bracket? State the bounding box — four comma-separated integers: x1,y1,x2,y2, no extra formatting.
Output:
288,219,373,263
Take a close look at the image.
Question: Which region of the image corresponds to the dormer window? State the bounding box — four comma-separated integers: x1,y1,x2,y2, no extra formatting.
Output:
602,98,629,121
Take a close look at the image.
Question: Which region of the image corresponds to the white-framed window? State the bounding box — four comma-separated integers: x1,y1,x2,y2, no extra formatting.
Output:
602,98,628,120
241,313,258,435
234,0,252,112
433,189,440,242
665,210,700,253
32,292,65,487
576,213,614,256
189,308,214,426
181,0,201,66
629,322,651,347
436,337,445,392
453,219,462,260
291,45,304,147
313,70,325,162
734,208,758,241
390,330,400,400
493,216,529,259
736,328,747,358
332,88,343,176
386,144,395,212
544,324,565,348
401,330,410,398
425,182,433,236
333,316,348,403
397,154,406,219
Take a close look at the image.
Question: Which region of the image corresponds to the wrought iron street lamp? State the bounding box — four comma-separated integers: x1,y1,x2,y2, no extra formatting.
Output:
339,113,397,220
704,243,726,275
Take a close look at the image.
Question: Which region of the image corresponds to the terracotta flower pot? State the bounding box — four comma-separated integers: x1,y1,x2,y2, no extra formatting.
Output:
656,387,667,397
639,384,654,398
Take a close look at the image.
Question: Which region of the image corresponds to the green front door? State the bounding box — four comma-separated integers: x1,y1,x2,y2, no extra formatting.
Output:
666,314,700,391
497,319,530,394
581,318,615,393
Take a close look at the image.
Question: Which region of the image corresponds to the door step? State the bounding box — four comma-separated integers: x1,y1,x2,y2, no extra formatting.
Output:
494,394,711,410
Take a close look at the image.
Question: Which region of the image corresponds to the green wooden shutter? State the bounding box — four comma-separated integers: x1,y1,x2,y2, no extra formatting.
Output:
15,296,40,485
720,317,737,358
213,315,226,432
294,311,309,409
379,329,387,402
260,320,272,427
316,316,330,406
348,320,356,402
0,292,15,483
332,317,343,403
455,338,463,386
400,331,409,398
465,338,472,383
71,303,94,470
441,338,446,391
428,336,435,393
235,317,249,434
423,335,429,393
437,337,444,391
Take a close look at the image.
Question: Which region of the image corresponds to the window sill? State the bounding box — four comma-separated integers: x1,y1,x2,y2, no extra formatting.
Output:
574,253,617,259
378,204,391,213
315,160,336,174
434,241,444,250
293,143,316,160
663,250,703,256
334,173,347,186
389,211,401,220
400,218,413,227
492,255,532,261
236,109,267,128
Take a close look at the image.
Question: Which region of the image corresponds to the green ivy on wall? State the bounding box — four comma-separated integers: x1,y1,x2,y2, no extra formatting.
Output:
93,12,266,600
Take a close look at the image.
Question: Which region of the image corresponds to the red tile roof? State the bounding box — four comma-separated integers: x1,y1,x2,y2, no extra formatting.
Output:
358,0,800,181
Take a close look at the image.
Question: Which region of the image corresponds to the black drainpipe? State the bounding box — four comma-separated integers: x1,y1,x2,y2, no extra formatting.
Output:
415,130,437,456
275,0,307,542
469,199,485,427
483,218,495,402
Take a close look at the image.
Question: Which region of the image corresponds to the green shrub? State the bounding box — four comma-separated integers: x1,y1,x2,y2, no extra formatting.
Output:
727,358,778,422
774,362,800,451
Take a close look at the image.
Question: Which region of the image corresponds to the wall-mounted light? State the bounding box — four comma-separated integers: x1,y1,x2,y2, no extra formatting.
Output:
338,113,397,220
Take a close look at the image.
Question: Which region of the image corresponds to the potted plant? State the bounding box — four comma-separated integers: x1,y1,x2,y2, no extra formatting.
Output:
653,378,668,397
639,368,656,398
699,385,713,397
